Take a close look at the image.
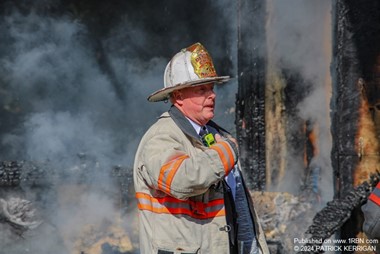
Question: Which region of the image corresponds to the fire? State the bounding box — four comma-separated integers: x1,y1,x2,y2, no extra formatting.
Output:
304,121,320,168
354,79,380,185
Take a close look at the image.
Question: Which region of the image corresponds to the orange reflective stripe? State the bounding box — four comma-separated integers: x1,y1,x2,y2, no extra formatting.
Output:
211,145,229,173
158,155,189,194
219,141,234,169
136,192,225,219
210,141,234,174
369,183,380,206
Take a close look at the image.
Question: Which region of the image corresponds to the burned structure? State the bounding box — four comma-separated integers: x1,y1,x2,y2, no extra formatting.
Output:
236,0,267,191
236,0,380,252
1,0,380,253
332,0,380,247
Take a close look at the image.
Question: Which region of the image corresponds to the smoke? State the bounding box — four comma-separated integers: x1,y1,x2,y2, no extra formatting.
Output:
0,0,345,252
0,0,238,253
266,0,333,202
0,6,165,254
205,1,238,133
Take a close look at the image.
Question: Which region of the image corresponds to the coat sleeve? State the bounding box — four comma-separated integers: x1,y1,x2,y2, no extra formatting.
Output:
362,182,380,239
136,128,238,200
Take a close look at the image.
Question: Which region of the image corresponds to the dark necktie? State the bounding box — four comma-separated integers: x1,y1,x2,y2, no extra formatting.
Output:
199,126,208,137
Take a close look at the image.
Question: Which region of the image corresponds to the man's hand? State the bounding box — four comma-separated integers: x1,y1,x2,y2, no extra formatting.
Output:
215,134,239,158
215,134,238,148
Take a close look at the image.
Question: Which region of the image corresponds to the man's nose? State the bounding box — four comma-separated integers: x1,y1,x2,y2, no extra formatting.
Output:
208,89,216,99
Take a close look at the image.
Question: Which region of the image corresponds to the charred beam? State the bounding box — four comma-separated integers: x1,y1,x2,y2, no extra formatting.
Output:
297,172,380,254
236,0,267,191
0,160,134,208
0,161,22,187
333,0,380,242
332,0,362,197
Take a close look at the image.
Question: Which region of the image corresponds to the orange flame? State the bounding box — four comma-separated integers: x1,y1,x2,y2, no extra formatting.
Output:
303,121,320,168
354,79,380,185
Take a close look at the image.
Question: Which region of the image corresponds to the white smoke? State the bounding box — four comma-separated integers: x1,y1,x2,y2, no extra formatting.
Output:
0,8,163,254
267,0,333,202
0,1,238,253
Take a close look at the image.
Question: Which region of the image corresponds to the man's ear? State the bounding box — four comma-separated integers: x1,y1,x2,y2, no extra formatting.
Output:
172,91,183,105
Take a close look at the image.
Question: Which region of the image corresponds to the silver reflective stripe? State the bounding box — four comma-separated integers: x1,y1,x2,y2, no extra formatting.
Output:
161,163,176,188
215,142,233,168
137,195,224,212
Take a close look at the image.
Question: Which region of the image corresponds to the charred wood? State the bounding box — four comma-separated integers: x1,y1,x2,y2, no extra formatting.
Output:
0,160,134,208
0,161,22,187
333,0,380,242
332,0,362,196
297,172,380,254
236,0,267,191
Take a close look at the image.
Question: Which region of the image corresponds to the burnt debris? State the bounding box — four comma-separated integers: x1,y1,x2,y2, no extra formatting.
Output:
0,161,22,187
236,0,267,191
298,172,380,254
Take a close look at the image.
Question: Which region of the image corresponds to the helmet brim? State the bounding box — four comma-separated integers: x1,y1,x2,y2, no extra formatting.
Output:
147,76,230,102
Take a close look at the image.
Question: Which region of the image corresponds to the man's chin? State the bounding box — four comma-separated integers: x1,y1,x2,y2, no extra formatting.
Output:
205,113,214,121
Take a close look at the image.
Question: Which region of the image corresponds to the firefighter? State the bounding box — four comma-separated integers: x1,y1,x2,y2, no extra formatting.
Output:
362,181,380,240
133,42,269,254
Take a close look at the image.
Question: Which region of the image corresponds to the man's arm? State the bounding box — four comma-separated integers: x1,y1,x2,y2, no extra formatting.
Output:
136,130,238,200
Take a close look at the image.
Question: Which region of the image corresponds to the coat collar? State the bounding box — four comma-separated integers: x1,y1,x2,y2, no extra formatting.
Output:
168,105,230,140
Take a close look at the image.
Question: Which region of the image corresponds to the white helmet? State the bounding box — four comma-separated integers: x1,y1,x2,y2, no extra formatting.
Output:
147,42,230,102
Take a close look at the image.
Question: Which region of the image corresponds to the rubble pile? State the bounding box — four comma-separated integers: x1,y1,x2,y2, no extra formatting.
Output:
0,197,42,232
0,160,137,254
251,191,317,253
72,219,136,254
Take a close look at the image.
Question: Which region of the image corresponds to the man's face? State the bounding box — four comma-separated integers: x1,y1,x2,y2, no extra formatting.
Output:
174,83,216,126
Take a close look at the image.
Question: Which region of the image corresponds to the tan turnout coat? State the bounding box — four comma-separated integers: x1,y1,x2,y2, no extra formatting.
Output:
133,106,269,254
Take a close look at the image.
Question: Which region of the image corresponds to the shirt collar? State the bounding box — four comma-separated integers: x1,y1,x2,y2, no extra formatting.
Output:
168,105,229,140
186,117,202,134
